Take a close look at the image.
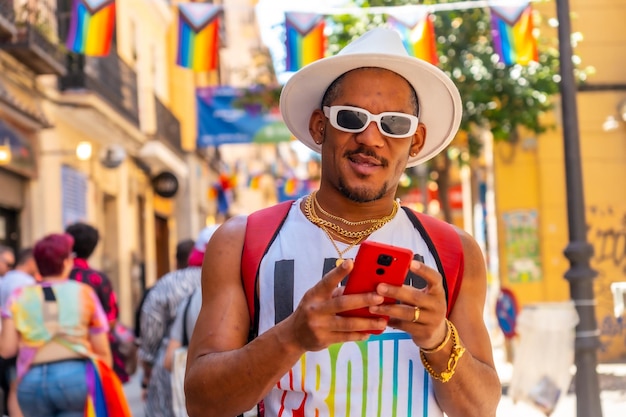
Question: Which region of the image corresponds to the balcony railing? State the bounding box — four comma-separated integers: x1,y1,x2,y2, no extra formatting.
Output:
0,0,66,75
59,52,140,127
154,95,183,154
0,0,16,40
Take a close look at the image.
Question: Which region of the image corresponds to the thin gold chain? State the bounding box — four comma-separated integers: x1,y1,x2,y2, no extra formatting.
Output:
312,191,397,226
304,193,397,240
318,223,365,266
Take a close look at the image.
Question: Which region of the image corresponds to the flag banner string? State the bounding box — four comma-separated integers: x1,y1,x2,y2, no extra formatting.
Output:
254,0,539,15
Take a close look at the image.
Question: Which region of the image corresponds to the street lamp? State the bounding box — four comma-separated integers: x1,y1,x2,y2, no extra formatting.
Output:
0,138,11,164
555,0,603,416
74,141,93,160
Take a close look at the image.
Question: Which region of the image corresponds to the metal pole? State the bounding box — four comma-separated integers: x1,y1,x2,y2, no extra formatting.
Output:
555,0,603,416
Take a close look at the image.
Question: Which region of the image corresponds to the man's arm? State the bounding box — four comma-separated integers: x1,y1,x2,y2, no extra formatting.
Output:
374,229,501,417
184,216,389,417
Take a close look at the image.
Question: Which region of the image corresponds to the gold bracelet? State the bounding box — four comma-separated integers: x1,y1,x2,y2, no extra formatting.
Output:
420,319,453,354
420,320,466,383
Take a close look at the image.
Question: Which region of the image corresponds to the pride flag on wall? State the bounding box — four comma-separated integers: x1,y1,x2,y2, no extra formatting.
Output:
65,0,116,56
489,1,538,66
285,12,326,72
387,9,438,65
177,3,222,72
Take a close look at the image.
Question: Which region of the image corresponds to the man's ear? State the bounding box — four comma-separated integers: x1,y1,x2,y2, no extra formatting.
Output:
410,123,427,156
308,109,326,145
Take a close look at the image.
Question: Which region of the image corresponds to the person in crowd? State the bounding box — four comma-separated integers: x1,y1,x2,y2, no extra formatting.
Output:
139,225,218,417
0,247,38,417
134,238,195,343
0,248,38,307
185,28,500,417
175,239,195,271
0,245,15,278
0,233,111,417
64,222,127,383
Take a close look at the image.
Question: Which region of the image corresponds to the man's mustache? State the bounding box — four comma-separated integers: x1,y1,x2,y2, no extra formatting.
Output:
344,147,388,167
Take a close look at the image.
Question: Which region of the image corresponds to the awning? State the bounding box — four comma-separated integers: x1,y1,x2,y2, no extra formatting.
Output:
138,140,189,180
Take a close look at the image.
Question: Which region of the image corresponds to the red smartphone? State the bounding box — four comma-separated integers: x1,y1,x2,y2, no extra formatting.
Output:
339,241,413,333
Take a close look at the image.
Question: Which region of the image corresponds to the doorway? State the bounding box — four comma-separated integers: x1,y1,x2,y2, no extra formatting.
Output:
0,206,19,252
154,215,169,279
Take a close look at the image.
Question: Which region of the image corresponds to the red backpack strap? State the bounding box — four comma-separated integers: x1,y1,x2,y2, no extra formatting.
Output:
401,207,464,317
242,201,294,327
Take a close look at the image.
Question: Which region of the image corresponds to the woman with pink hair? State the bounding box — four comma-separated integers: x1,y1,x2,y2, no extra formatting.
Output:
0,233,112,417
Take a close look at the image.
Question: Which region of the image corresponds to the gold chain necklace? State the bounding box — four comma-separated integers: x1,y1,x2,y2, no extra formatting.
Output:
319,223,365,267
303,193,398,266
312,191,395,226
304,192,398,240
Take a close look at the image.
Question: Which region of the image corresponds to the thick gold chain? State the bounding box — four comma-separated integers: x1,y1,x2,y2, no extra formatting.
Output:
312,191,398,226
304,193,397,240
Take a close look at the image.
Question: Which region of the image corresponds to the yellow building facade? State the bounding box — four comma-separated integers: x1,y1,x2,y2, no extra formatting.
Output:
0,0,208,325
495,0,626,361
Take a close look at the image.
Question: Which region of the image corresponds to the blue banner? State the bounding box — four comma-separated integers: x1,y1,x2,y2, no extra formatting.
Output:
196,86,292,147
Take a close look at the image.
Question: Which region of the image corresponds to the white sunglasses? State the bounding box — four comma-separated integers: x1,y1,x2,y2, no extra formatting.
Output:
323,105,419,138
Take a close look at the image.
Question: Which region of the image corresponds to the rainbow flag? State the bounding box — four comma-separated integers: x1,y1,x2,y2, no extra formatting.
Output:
177,3,222,72
490,2,538,65
65,0,116,56
285,12,326,72
85,357,132,416
387,9,438,65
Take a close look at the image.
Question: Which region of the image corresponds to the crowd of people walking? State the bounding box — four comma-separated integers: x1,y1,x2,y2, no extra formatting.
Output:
0,221,216,417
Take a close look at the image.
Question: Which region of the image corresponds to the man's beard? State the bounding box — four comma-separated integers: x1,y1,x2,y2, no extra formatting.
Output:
337,177,389,203
334,146,391,202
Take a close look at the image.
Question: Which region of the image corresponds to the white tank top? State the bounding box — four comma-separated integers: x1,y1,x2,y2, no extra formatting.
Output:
257,199,444,417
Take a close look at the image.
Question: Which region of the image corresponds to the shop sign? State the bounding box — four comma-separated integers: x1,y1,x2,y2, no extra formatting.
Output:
152,171,179,198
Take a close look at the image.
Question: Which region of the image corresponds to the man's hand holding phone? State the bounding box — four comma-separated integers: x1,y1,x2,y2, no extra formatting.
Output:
338,241,413,334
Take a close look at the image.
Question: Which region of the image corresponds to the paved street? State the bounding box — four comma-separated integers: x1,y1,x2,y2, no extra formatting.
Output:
495,350,626,417
123,350,626,416
124,372,145,417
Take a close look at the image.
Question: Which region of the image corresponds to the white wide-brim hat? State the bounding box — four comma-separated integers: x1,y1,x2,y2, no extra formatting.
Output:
280,27,462,168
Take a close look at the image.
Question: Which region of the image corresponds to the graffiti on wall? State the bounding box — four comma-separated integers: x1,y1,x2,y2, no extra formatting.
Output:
587,205,626,358
502,209,542,283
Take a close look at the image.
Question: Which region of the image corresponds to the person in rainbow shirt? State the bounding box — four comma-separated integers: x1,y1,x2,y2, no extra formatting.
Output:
185,28,501,417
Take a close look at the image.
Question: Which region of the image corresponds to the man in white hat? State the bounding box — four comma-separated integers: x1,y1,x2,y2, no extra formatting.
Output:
186,28,500,417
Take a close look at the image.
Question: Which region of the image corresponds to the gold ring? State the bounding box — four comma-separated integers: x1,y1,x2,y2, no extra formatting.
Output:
412,306,421,323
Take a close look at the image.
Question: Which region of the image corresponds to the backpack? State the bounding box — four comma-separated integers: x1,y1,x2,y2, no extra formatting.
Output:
111,322,138,379
241,200,464,336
